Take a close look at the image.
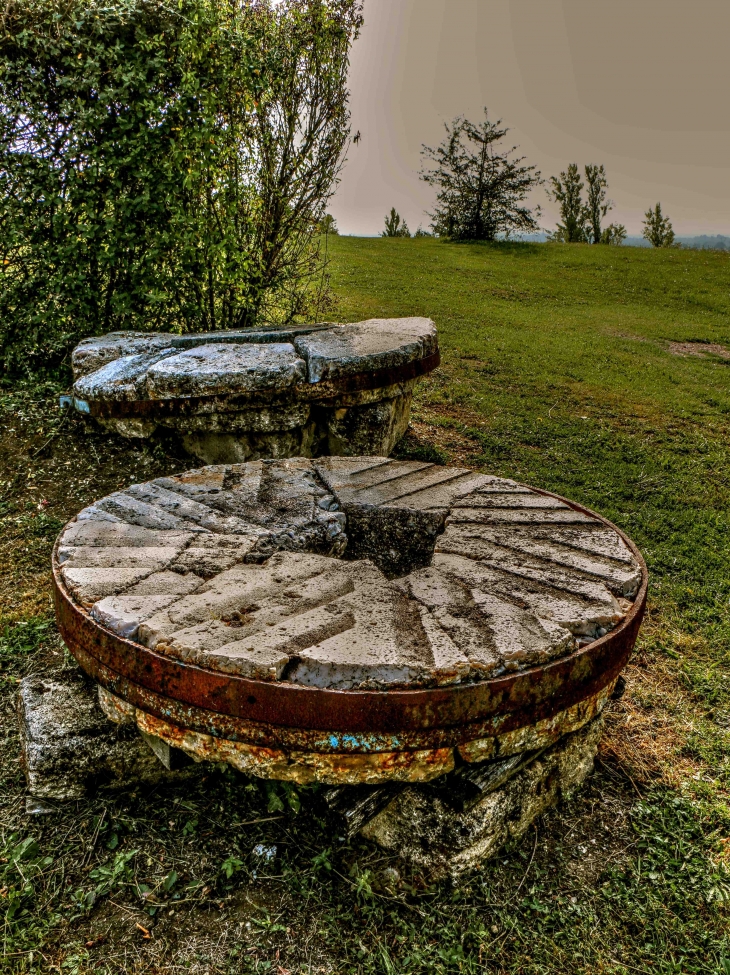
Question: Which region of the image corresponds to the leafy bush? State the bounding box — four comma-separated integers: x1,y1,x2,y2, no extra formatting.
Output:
0,0,361,375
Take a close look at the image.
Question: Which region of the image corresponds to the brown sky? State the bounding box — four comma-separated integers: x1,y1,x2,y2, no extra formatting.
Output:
331,0,730,237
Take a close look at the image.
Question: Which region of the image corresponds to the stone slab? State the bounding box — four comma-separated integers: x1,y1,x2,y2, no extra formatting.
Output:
56,459,643,690
294,317,437,383
73,349,179,402
145,343,306,398
72,331,177,378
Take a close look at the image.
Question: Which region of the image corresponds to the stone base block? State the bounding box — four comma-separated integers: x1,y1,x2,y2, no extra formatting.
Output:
130,391,413,466
17,673,193,801
351,717,603,881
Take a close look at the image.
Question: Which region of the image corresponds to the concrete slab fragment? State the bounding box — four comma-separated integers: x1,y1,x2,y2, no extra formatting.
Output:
18,673,191,800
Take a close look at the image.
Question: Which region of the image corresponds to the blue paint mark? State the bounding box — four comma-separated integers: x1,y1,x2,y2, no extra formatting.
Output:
74,398,91,414
320,733,403,752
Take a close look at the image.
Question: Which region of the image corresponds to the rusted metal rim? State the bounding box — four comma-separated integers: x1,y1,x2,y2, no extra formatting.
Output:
52,487,647,753
82,352,441,420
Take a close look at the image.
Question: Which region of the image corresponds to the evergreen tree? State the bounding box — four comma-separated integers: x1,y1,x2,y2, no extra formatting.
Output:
548,164,586,242
642,204,677,247
419,109,541,241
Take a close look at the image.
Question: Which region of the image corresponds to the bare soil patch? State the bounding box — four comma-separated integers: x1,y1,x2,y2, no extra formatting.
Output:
668,340,730,359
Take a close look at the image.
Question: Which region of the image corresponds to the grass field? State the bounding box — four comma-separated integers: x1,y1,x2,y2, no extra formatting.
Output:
2,238,730,973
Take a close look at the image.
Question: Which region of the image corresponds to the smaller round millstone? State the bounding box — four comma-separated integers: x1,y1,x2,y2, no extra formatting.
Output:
69,319,439,463
53,457,646,786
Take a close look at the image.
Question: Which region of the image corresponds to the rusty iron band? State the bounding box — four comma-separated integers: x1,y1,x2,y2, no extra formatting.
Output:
85,352,441,420
53,490,647,754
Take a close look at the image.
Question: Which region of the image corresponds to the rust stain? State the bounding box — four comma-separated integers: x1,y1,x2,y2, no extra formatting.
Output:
135,709,454,785
52,487,647,782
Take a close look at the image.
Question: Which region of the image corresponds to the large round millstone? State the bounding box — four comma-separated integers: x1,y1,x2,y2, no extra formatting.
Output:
52,457,646,785
68,319,439,463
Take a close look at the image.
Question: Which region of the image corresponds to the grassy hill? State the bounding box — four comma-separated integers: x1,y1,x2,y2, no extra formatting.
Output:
1,239,730,972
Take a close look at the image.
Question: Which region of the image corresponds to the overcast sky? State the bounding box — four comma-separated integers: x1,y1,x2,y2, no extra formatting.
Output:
330,0,730,238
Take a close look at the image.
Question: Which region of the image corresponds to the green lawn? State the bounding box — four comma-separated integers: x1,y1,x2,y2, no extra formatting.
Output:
1,239,730,973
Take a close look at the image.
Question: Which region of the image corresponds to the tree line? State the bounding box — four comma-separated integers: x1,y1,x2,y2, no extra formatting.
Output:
381,108,677,249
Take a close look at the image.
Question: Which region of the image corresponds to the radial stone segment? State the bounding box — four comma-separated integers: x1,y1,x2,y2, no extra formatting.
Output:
68,319,439,463
52,457,646,786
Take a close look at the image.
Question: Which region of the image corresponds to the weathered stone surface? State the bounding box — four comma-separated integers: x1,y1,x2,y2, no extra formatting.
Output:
69,319,438,463
322,393,412,457
459,491,568,509
73,349,179,403
180,426,318,466
91,593,188,640
315,456,491,509
57,458,642,689
431,553,622,640
72,331,177,379
17,673,188,800
435,523,641,598
59,521,194,550
294,317,437,383
397,565,574,675
180,403,311,433
57,545,184,569
359,716,603,880
61,567,156,606
145,343,306,398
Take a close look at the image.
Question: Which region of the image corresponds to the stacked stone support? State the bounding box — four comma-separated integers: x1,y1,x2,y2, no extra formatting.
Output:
26,455,646,874
68,320,439,463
